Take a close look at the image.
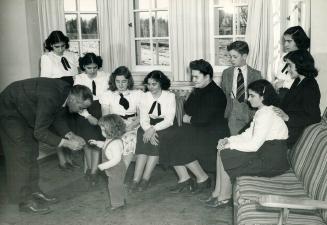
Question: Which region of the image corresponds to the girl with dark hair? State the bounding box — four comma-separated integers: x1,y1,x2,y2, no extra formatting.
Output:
273,50,321,148
89,114,127,211
274,26,310,93
129,70,176,192
73,52,109,185
99,66,143,169
40,30,79,85
203,79,289,208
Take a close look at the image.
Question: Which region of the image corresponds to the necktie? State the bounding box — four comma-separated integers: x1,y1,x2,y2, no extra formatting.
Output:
236,68,245,102
148,101,161,116
92,80,96,95
119,93,129,110
61,57,71,71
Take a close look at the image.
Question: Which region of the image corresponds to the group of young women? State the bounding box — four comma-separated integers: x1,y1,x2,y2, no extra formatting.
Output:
40,26,321,210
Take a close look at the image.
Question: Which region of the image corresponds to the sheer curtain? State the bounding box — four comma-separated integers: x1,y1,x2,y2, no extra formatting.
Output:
37,0,65,51
245,0,274,80
169,0,206,82
98,0,131,73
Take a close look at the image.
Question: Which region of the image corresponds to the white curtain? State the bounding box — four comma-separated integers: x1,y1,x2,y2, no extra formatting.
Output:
245,0,273,80
98,0,131,73
169,0,206,82
37,0,65,51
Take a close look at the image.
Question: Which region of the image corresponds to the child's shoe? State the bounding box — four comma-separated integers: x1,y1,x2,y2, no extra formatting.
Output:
138,179,150,192
128,181,139,193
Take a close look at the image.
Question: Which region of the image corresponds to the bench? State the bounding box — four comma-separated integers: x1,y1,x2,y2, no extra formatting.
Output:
233,107,327,225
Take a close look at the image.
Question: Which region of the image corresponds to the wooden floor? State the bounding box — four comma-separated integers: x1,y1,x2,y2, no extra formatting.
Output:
0,154,233,225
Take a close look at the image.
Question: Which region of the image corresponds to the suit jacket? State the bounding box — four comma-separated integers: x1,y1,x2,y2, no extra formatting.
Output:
221,65,262,134
0,78,72,146
280,77,321,147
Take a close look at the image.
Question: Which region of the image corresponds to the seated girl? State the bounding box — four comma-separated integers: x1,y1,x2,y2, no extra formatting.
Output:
99,66,142,169
204,79,289,208
130,70,176,192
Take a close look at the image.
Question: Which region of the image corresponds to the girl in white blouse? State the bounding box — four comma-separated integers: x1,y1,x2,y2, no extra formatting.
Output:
40,31,79,170
99,66,142,169
74,53,109,186
40,30,79,85
130,70,176,192
203,79,290,208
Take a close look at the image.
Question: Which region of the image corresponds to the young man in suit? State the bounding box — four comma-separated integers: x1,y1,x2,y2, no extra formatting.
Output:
0,78,93,214
221,41,262,135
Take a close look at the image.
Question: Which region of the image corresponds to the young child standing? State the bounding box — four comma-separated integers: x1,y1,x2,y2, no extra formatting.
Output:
89,114,127,210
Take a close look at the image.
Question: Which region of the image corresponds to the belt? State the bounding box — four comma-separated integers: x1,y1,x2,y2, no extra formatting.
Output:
120,113,136,120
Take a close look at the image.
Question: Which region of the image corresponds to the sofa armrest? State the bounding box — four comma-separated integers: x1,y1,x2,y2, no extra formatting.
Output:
259,195,327,210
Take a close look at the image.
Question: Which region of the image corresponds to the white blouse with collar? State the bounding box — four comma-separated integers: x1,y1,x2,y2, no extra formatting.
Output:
40,51,79,78
139,90,176,132
99,89,143,116
74,71,109,100
228,106,288,152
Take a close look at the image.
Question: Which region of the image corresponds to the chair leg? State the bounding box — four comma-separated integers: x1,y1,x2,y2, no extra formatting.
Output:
278,208,289,225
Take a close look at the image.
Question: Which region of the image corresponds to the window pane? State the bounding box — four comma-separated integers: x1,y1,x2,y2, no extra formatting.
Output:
65,14,78,39
153,39,169,66
214,8,233,35
135,40,152,65
134,12,150,38
155,0,168,8
134,0,150,10
64,0,76,11
80,14,98,39
80,0,97,11
81,41,99,55
236,6,247,35
152,11,168,37
69,41,79,53
215,38,232,66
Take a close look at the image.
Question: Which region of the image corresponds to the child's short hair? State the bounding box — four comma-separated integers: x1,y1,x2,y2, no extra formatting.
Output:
227,41,249,55
98,114,126,139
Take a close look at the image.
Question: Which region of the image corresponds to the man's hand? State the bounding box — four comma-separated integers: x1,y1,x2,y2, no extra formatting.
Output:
217,138,229,152
61,139,84,151
69,133,86,146
149,133,159,146
272,106,289,122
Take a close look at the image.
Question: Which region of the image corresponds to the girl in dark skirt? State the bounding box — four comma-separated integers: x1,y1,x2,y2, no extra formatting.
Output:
130,71,176,192
203,79,290,208
73,53,109,186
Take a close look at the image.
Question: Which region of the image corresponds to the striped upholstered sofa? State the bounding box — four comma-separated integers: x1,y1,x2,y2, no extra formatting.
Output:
233,108,327,225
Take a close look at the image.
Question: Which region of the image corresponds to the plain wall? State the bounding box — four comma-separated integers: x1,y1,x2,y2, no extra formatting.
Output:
0,0,41,92
311,0,327,113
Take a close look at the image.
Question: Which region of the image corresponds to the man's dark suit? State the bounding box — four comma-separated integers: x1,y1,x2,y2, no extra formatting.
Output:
0,78,72,203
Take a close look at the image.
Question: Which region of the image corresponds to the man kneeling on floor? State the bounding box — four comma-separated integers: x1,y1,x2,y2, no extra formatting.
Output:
0,78,93,214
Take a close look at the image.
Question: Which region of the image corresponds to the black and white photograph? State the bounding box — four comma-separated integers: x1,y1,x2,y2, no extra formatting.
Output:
0,0,327,224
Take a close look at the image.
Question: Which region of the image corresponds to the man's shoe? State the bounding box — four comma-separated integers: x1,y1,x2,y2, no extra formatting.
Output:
192,177,211,194
19,200,52,214
169,179,195,194
32,192,59,204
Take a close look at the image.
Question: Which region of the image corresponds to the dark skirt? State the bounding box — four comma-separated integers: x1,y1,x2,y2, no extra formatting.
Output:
162,120,229,172
220,140,290,181
73,100,104,141
135,118,174,157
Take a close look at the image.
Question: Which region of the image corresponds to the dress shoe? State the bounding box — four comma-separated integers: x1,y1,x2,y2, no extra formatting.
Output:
205,198,232,208
89,174,99,187
169,179,195,193
58,163,73,171
128,181,140,193
138,179,150,192
192,177,211,194
32,192,59,204
199,195,217,203
68,161,81,169
19,200,52,214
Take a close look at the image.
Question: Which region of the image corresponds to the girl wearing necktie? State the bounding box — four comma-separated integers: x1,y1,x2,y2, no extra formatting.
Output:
130,71,176,192
100,66,143,169
40,30,79,86
40,31,79,171
74,53,109,186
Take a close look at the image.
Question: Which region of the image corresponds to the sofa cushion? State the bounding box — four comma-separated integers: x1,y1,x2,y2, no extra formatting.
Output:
292,122,327,199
